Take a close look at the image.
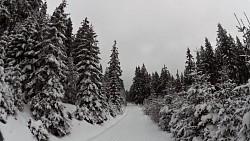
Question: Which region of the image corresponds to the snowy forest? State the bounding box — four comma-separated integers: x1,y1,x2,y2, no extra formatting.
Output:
127,21,250,140
1,0,250,141
0,0,126,140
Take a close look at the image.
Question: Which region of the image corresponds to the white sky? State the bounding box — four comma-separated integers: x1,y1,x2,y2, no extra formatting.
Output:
47,0,250,90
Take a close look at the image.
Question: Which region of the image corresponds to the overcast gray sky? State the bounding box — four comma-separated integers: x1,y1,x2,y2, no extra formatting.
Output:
47,0,250,90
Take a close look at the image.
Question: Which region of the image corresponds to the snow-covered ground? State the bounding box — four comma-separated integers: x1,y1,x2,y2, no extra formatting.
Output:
1,104,174,141
87,104,174,141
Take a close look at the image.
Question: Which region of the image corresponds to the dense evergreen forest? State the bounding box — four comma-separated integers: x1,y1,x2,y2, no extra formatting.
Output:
1,0,250,141
0,0,126,140
128,22,250,140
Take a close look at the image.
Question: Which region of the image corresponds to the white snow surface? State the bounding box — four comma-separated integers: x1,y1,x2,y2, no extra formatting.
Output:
86,104,174,141
1,103,173,141
242,111,250,128
0,106,34,141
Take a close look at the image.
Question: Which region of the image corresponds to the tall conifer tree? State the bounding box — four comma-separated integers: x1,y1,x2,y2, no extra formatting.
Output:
203,38,217,84
215,24,238,83
107,41,125,116
26,1,70,136
158,65,171,96
184,48,195,88
175,70,182,92
73,18,107,124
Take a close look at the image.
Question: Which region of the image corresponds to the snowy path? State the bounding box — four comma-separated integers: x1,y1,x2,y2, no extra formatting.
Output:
86,104,174,141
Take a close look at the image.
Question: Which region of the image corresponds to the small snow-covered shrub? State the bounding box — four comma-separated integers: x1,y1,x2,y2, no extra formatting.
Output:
170,103,197,140
75,104,108,124
159,105,171,131
75,106,92,123
108,103,117,118
158,93,185,132
108,101,125,119
28,119,48,141
144,96,164,123
108,101,124,118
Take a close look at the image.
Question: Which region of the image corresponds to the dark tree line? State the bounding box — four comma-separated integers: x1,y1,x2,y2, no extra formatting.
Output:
128,64,176,104
129,23,250,104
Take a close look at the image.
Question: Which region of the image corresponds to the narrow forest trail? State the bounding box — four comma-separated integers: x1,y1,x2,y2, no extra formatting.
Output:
86,104,174,141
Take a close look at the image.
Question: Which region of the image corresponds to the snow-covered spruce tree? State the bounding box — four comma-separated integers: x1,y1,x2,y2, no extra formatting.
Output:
26,1,70,137
158,66,168,95
101,67,111,114
158,65,172,97
65,17,74,56
64,57,78,104
63,17,77,104
215,24,241,84
150,71,160,95
196,46,206,76
129,64,151,104
0,0,43,34
21,16,46,103
102,68,110,100
203,38,217,85
174,70,182,93
73,18,108,124
235,37,250,84
141,64,151,99
135,64,151,104
4,15,43,110
63,17,78,104
107,40,125,116
184,48,195,89
129,66,141,103
50,2,75,105
0,33,15,124
3,0,44,111
19,2,49,105
0,2,10,36
4,32,22,111
49,0,69,83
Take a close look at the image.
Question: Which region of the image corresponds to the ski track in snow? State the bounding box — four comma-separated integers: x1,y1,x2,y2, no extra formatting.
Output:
86,104,174,141
85,108,130,141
